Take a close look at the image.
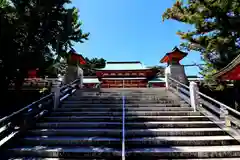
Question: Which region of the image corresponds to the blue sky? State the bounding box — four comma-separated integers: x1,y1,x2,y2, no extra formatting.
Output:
71,0,202,76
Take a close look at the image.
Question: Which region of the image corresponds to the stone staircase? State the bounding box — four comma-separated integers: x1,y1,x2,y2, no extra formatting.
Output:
2,88,240,159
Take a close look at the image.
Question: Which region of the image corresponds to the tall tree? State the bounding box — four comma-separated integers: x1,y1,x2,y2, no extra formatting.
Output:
162,0,240,83
0,0,89,91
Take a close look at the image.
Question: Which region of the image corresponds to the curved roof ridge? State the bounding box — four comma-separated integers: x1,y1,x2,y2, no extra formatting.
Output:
96,61,150,71
213,54,240,79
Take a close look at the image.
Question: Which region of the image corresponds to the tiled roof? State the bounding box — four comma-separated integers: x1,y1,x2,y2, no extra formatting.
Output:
213,54,240,79
96,61,150,71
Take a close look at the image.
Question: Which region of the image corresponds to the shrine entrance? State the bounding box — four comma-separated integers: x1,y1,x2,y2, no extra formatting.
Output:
95,61,156,88
101,78,148,88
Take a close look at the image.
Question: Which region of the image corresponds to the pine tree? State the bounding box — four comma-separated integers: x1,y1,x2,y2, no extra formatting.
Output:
162,0,240,84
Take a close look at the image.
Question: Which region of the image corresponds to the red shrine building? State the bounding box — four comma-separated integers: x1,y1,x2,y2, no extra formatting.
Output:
160,47,189,84
95,61,163,88
83,61,165,88
83,47,203,88
160,47,188,65
24,46,203,88
213,54,240,80
27,48,86,78
26,46,202,88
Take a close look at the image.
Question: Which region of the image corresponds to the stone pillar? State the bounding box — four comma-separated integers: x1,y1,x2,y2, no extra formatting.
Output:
165,64,188,85
51,80,61,110
78,66,83,88
189,81,199,112
165,69,169,90
64,64,84,86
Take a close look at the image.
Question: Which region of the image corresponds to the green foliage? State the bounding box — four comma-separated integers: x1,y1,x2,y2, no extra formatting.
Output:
82,57,106,76
149,66,165,77
0,0,89,90
0,0,8,8
162,0,240,84
45,59,68,78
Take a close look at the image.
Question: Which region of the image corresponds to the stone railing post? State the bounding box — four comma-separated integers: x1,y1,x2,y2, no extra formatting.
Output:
165,73,169,90
176,84,179,95
78,66,83,88
189,81,199,112
51,80,61,110
220,105,231,127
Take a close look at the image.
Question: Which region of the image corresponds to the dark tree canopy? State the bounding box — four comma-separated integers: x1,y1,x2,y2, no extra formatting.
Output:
149,66,165,77
0,0,89,90
82,57,106,76
162,0,240,83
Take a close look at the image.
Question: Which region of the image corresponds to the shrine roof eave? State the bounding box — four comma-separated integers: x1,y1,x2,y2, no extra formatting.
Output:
160,50,188,63
212,54,240,79
70,52,85,59
96,61,151,71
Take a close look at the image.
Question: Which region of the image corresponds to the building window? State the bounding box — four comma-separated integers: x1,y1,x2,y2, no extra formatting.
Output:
132,72,137,76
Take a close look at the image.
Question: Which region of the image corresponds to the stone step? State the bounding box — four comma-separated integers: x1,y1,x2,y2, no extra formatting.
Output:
172,158,239,160
28,128,227,137
125,121,223,128
50,111,121,116
125,128,228,137
28,129,122,137
73,92,167,94
50,111,201,116
56,107,122,112
63,100,176,104
71,93,166,96
125,111,201,116
7,158,240,160
35,122,122,129
61,103,180,107
44,116,123,122
126,145,240,158
170,158,239,160
69,94,168,97
35,121,221,129
22,136,237,148
126,136,239,146
8,146,121,159
44,115,210,122
22,136,121,147
125,115,210,121
56,107,192,112
67,98,174,101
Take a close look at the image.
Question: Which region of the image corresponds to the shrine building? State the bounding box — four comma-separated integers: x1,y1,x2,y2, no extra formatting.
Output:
83,47,203,88
161,47,189,84
83,61,165,88
213,54,240,80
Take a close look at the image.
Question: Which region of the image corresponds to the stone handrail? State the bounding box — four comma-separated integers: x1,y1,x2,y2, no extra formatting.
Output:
0,78,80,148
168,77,240,129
